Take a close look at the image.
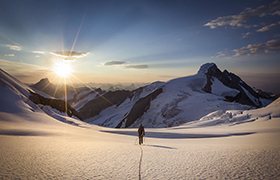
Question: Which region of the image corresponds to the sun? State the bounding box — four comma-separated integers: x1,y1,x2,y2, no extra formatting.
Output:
53,61,72,77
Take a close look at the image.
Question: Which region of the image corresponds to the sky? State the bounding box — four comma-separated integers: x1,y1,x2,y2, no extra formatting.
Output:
0,0,280,93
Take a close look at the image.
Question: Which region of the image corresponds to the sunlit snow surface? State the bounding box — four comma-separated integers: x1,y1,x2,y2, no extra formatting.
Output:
84,71,254,128
0,69,280,179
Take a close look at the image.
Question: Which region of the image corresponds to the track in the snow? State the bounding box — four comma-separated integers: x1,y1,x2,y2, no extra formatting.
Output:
138,145,143,180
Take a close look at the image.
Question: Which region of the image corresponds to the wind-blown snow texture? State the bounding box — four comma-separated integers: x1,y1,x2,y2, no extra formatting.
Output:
0,66,279,179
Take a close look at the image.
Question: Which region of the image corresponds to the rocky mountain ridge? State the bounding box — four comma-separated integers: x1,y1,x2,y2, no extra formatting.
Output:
29,63,275,128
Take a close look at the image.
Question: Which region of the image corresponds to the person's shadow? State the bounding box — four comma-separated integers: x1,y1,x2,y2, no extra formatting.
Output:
143,144,177,149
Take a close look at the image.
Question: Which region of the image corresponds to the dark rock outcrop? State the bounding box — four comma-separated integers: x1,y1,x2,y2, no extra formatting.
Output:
29,91,82,120
116,88,163,128
30,78,74,98
202,63,262,107
68,88,103,105
79,90,132,120
255,89,275,100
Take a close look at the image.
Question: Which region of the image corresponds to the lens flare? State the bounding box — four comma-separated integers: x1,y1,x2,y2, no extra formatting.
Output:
53,61,72,77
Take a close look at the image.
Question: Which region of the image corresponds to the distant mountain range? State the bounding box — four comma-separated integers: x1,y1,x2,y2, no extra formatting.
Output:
0,63,276,128
29,79,148,98
28,63,276,128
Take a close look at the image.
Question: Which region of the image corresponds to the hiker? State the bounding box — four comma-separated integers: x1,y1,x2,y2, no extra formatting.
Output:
138,124,145,145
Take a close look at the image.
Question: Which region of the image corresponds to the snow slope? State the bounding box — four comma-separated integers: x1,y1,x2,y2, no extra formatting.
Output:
0,68,280,179
83,63,273,128
29,63,273,129
99,65,251,128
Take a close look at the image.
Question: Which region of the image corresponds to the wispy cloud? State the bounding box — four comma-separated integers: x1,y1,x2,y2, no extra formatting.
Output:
233,39,280,56
5,54,14,57
216,51,226,57
5,44,21,51
32,51,45,54
123,64,149,69
103,61,126,66
266,39,280,49
50,51,89,61
242,32,252,38
257,21,280,32
273,10,280,15
204,1,280,29
211,51,227,58
102,60,148,69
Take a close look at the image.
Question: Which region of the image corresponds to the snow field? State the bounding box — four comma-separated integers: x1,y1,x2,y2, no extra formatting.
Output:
0,136,139,179
1,105,280,179
141,140,280,179
1,66,280,179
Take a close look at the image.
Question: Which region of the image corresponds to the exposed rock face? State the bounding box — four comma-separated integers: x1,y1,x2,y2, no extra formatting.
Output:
116,88,163,128
201,63,262,107
256,89,275,99
77,63,273,128
79,90,132,120
68,88,103,106
30,79,106,108
28,63,274,128
30,78,74,98
29,91,82,120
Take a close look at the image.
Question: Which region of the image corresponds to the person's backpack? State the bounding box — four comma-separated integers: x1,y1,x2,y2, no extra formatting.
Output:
139,126,144,135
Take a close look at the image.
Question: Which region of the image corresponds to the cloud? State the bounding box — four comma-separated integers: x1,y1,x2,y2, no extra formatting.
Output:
205,1,280,29
266,39,280,49
242,32,252,38
211,51,228,58
216,51,226,57
50,51,89,61
233,39,280,56
103,61,126,66
32,51,45,54
123,64,149,69
264,49,273,53
5,44,21,51
5,54,14,57
102,60,148,69
257,21,280,32
233,47,251,56
273,10,280,15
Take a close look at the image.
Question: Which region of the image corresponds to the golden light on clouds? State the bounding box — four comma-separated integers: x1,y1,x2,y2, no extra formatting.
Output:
50,51,89,62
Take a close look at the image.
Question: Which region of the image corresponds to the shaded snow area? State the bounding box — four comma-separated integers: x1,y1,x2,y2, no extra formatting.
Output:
84,81,165,127
211,77,239,97
85,71,254,128
1,80,280,179
82,61,274,128
129,73,251,128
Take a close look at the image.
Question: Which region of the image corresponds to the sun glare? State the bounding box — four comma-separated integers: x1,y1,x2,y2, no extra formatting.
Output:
53,61,72,77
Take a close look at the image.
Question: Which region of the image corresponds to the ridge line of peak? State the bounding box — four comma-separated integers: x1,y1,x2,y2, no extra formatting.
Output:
197,62,217,74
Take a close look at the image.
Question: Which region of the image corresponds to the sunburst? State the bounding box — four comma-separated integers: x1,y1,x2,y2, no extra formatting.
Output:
53,61,72,78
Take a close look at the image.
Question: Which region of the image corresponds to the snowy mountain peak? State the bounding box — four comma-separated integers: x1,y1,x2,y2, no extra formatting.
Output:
1,63,274,129
197,62,216,74
37,78,50,85
77,62,275,128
